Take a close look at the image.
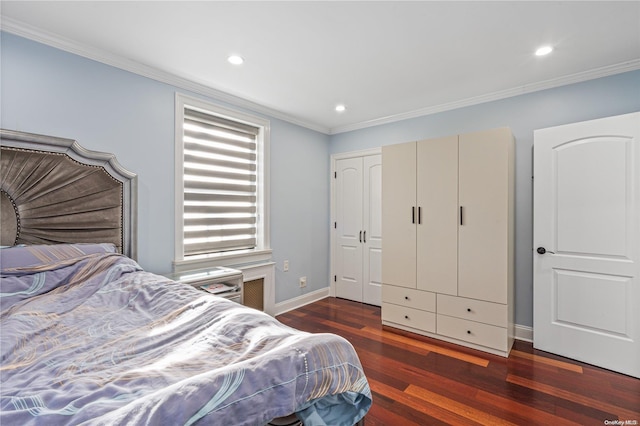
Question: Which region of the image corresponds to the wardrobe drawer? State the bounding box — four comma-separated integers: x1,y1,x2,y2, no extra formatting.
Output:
437,314,507,352
382,303,436,333
382,285,435,312
437,294,507,327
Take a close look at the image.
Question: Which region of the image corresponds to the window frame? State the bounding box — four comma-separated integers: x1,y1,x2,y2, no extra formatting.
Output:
174,93,271,271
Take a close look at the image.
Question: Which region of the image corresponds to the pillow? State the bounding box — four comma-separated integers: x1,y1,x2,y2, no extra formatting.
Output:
0,243,116,270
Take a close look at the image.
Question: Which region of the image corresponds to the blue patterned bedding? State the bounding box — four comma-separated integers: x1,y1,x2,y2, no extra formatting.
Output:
0,246,371,425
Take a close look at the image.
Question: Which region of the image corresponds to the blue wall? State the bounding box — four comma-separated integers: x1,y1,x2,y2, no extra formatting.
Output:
330,70,640,327
0,32,331,304
3,31,639,326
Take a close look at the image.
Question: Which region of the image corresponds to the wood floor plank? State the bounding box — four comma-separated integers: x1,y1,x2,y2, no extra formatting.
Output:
405,384,518,426
506,373,640,420
474,389,582,426
368,378,482,425
275,298,640,425
362,400,424,426
505,358,639,413
510,349,584,373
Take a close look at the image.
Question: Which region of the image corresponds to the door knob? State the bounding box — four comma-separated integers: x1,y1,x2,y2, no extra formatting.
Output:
537,247,555,255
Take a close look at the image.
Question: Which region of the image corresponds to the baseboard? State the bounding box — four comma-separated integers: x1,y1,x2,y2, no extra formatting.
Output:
273,287,330,317
514,324,533,342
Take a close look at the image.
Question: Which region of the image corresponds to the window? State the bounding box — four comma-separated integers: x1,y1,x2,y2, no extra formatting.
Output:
175,94,270,269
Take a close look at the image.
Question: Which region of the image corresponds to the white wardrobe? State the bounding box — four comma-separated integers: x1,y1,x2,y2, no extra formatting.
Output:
381,127,515,356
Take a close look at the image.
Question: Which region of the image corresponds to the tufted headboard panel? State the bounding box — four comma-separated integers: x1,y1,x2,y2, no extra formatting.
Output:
0,129,137,259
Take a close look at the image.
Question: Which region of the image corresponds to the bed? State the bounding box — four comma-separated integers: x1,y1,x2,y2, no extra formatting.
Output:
0,129,372,425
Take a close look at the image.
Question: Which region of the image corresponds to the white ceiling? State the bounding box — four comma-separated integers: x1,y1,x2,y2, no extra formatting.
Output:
2,1,639,134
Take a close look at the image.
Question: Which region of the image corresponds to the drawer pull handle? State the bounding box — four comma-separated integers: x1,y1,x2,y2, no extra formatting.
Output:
467,330,472,334
467,308,472,312
405,296,409,300
404,315,409,319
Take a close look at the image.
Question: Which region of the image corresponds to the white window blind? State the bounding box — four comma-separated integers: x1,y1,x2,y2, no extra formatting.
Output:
182,107,259,256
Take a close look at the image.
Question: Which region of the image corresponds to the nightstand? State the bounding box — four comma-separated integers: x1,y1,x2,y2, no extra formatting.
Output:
166,267,244,304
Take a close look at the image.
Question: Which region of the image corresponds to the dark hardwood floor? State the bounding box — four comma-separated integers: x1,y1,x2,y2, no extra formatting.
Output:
276,297,640,426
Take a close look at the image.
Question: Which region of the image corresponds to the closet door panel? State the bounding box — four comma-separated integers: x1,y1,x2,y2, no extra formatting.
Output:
363,155,383,306
458,128,511,304
416,136,459,295
382,142,417,288
335,157,364,301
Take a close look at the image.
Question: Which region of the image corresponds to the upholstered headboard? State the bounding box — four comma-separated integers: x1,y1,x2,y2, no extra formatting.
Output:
0,129,137,259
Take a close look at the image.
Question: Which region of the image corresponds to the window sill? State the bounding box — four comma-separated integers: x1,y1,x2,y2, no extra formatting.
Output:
172,248,273,273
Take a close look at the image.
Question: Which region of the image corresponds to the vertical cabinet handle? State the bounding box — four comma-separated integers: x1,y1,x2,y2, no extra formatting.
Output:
460,206,464,226
418,207,422,224
359,230,362,243
363,231,366,243
412,207,416,224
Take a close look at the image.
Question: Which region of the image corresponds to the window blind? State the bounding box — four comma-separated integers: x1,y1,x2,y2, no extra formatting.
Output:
182,107,259,256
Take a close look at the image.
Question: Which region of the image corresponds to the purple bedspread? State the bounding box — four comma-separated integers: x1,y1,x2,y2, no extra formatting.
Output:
0,251,371,425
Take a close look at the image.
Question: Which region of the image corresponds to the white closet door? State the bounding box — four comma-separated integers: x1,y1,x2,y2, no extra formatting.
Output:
363,155,382,306
458,128,512,304
534,112,640,378
381,142,417,288
335,157,364,301
416,136,458,295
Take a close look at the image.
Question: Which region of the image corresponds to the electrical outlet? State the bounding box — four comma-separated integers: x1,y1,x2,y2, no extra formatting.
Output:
283,260,289,272
299,276,307,288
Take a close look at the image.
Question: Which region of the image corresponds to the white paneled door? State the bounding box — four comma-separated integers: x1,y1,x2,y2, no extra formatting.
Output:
335,154,382,306
533,112,640,378
335,157,363,302
362,155,383,306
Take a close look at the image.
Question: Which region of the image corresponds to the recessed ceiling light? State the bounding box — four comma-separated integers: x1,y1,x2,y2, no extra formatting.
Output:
535,46,553,56
228,55,244,65
335,104,346,113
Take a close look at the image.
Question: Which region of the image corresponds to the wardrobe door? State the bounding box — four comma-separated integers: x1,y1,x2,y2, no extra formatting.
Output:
416,136,458,295
382,142,417,288
458,128,513,304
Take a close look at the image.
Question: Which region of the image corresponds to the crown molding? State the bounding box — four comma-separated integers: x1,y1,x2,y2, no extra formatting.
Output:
329,59,640,135
1,17,331,135
3,16,639,137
